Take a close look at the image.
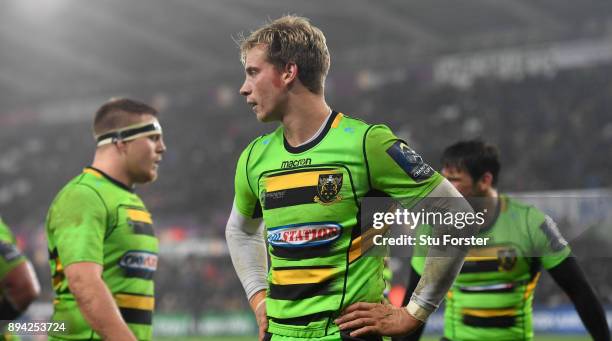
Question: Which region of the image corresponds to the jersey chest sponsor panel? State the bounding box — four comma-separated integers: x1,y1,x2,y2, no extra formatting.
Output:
47,169,158,340
245,114,384,337
413,196,570,341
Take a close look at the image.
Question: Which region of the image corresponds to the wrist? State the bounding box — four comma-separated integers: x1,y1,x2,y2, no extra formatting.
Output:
248,290,267,312
405,300,432,323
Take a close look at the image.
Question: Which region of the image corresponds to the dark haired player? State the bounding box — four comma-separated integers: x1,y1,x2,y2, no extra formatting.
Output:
399,140,610,341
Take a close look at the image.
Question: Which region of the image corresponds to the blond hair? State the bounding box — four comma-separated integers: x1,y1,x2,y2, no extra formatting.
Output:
239,15,330,94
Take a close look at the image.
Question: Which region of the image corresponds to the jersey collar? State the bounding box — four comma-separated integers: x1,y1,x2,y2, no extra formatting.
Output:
84,167,134,192
283,110,339,154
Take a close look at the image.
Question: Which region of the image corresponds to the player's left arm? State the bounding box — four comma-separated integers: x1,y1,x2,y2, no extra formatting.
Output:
336,125,474,337
534,213,610,341
548,258,610,341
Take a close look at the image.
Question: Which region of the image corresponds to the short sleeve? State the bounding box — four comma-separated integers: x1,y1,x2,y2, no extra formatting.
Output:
48,185,108,267
365,125,443,201
528,209,571,269
0,218,26,279
234,141,261,219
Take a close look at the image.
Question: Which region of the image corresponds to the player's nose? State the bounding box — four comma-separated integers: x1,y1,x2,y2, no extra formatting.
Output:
239,80,251,97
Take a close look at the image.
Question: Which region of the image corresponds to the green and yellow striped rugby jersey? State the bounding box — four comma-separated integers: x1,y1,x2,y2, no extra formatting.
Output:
235,111,443,338
412,195,571,341
46,167,158,340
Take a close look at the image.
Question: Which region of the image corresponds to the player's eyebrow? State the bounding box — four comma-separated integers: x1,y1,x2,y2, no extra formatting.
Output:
245,66,259,74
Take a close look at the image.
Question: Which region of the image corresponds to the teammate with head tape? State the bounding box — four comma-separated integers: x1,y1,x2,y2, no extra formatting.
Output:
45,98,166,340
398,140,610,341
226,15,476,341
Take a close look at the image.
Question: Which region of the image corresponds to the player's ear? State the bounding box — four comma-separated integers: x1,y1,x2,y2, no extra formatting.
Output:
282,62,298,85
113,140,129,155
477,172,494,190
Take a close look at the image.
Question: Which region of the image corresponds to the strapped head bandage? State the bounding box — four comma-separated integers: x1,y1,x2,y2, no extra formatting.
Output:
95,120,163,147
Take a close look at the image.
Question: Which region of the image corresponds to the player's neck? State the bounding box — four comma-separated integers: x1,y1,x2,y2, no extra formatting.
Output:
92,151,133,188
481,188,499,225
281,93,330,147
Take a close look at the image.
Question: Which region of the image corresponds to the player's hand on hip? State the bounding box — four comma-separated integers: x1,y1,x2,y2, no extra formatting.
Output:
335,302,423,337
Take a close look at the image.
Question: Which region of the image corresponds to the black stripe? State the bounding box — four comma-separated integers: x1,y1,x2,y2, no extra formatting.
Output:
252,200,263,219
264,186,318,209
270,242,335,259
460,260,500,274
268,280,334,300
459,286,514,294
120,308,152,325
49,248,58,259
273,265,336,271
462,314,516,328
124,269,155,280
130,221,154,236
269,310,334,326
284,111,338,154
341,329,383,341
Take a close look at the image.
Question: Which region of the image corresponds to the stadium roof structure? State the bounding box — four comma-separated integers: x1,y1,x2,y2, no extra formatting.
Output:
0,0,611,110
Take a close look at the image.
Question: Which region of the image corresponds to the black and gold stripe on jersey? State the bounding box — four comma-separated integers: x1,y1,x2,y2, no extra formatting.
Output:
125,207,155,236
460,245,519,273
261,168,343,209
269,265,340,301
115,293,154,325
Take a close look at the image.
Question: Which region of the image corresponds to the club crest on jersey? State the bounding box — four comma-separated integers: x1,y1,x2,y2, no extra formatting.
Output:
497,248,517,271
314,174,343,205
268,223,341,248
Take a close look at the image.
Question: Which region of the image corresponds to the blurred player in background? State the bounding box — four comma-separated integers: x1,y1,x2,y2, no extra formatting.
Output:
226,15,475,341
398,140,610,341
45,98,166,340
0,216,40,340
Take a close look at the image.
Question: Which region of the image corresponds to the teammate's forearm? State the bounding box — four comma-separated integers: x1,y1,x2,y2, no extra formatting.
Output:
394,268,425,341
549,258,610,341
66,264,136,341
408,180,473,319
1,261,40,312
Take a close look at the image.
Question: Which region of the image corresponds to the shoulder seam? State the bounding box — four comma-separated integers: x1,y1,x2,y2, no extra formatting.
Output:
245,136,263,198
362,124,377,190
72,182,111,231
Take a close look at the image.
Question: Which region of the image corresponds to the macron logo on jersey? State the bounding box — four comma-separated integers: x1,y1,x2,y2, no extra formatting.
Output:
268,223,341,248
281,158,312,169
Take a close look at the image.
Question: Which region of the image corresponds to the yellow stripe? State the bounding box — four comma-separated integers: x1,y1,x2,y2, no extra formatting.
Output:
271,268,336,285
348,236,362,263
127,209,152,224
462,308,516,318
265,171,337,192
524,272,541,299
331,113,344,128
115,294,155,310
466,246,512,259
83,168,102,178
464,256,498,262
